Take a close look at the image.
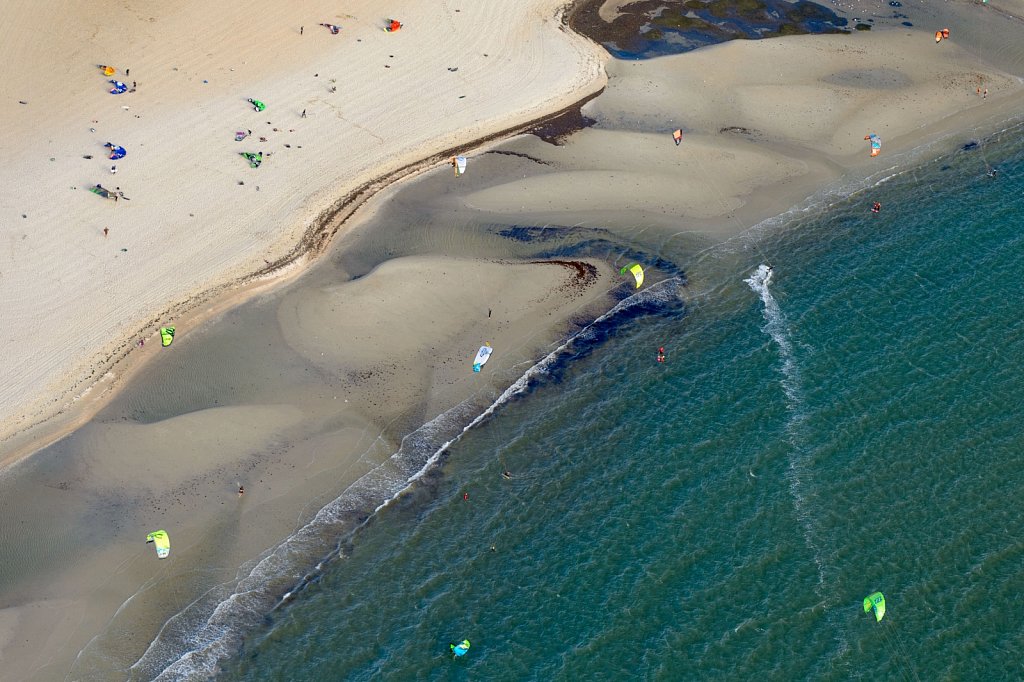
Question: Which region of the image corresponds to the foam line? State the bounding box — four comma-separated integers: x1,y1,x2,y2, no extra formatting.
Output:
745,265,828,593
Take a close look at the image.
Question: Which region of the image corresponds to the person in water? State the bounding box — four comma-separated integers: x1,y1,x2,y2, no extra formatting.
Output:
657,347,666,363
872,201,881,213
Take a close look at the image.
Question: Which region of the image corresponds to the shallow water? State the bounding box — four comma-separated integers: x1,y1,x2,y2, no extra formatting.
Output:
570,0,849,60
217,125,1024,680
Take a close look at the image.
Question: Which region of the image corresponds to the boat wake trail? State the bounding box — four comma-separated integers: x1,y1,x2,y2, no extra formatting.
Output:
744,264,828,596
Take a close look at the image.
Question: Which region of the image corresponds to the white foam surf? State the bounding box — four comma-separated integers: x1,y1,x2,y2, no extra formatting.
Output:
744,264,828,594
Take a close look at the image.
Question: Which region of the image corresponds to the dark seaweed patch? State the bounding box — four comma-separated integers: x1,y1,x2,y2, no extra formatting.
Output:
568,0,848,60
484,150,552,165
526,90,600,145
535,283,686,387
497,225,577,243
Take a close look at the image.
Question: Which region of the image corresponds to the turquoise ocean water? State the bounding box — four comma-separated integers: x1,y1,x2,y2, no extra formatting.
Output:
207,125,1024,680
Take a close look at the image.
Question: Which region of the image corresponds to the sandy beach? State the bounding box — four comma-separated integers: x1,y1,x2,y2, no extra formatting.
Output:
0,0,607,463
3,0,1024,678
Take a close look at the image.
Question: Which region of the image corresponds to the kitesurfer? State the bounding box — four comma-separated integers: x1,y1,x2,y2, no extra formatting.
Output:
872,201,881,213
502,470,512,480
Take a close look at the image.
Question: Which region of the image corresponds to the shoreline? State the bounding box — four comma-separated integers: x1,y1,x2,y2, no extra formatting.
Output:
3,1,1024,678
5,0,1023,478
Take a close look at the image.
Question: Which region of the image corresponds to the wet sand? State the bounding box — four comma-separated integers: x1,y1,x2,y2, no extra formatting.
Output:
3,0,1024,678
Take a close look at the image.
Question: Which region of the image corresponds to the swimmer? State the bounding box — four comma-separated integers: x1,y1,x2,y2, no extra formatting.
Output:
656,346,666,363
872,201,881,213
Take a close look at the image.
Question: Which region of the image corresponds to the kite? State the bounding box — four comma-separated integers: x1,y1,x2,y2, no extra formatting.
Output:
620,263,644,288
146,530,171,558
863,592,886,622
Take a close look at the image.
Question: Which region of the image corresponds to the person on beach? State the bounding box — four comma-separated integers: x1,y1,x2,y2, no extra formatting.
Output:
103,227,109,237
301,109,306,118
238,485,245,496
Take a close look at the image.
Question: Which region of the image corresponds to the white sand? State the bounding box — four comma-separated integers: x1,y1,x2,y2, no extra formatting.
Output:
0,0,607,462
